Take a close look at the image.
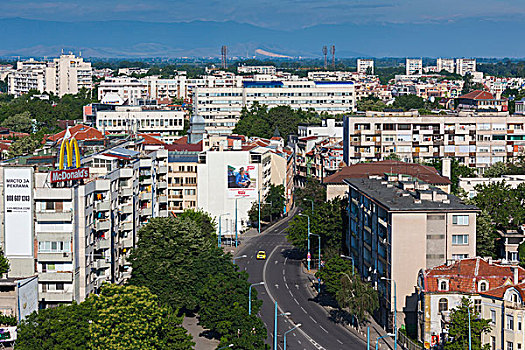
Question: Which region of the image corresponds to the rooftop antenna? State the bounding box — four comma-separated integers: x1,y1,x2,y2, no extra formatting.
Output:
322,46,328,70
330,45,336,69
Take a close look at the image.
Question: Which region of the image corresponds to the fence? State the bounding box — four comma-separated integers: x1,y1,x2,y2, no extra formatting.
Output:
397,331,423,350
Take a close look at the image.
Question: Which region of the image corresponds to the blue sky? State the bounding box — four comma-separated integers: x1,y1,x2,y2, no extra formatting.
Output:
0,0,522,29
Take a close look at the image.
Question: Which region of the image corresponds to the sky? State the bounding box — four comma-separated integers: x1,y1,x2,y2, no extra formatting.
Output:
0,0,523,30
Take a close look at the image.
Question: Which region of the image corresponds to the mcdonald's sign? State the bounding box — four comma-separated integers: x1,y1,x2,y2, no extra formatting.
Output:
50,137,89,183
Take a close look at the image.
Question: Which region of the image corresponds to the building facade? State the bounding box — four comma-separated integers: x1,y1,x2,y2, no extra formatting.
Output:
406,59,423,75
456,58,477,76
436,58,455,73
357,59,375,74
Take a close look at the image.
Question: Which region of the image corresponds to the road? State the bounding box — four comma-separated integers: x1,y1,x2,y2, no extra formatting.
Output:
235,215,366,350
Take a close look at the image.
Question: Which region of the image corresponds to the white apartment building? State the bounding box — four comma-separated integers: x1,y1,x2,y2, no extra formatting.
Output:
343,110,525,172
238,65,277,75
357,59,374,74
8,54,92,97
436,58,455,73
456,58,477,76
307,71,359,81
406,58,423,75
95,106,184,137
194,80,355,134
297,119,343,138
97,77,149,105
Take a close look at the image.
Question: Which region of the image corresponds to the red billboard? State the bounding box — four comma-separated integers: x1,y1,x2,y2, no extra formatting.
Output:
50,168,89,183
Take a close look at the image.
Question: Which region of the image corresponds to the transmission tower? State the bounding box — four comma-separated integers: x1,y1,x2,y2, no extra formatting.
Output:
330,45,336,69
322,46,328,70
221,45,228,69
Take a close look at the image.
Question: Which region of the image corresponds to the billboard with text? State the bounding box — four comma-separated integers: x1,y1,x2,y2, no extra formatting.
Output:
227,164,258,198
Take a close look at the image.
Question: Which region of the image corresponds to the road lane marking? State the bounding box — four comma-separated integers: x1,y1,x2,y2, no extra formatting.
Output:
283,276,287,282
294,298,299,305
319,326,328,333
309,316,318,324
337,339,343,344
300,306,307,313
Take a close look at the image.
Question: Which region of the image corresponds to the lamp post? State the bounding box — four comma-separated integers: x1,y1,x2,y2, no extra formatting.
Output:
303,198,314,212
218,344,234,350
235,198,238,247
340,254,355,275
375,333,394,350
284,324,301,350
217,213,230,248
248,282,264,315
310,233,321,292
273,302,290,350
381,277,397,350
468,303,472,350
299,213,311,271
233,254,247,265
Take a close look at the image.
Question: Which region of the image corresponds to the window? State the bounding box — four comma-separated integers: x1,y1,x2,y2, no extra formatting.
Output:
439,280,448,291
474,299,481,314
452,215,469,225
38,241,71,253
439,298,448,312
492,337,496,350
452,234,469,245
453,254,468,260
479,281,488,292
508,342,514,350
491,309,496,324
507,315,514,330
56,283,64,291
519,316,522,331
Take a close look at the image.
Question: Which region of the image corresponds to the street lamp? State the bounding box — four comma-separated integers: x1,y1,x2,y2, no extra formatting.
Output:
340,254,355,275
218,344,234,349
273,301,290,350
375,333,394,350
233,255,247,265
218,213,230,248
248,282,264,315
298,213,311,271
468,303,472,350
310,233,321,293
284,323,301,350
303,198,314,212
381,277,397,350
258,187,267,234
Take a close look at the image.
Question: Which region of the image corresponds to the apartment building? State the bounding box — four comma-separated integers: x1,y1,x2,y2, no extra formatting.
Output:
95,106,185,138
436,58,455,73
342,111,525,172
194,80,355,134
238,65,277,75
418,258,525,350
97,77,149,105
297,119,343,138
345,176,478,330
456,58,477,76
357,59,375,74
406,58,423,75
8,54,92,97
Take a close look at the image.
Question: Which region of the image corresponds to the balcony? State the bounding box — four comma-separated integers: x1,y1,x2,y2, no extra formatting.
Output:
120,205,133,214
140,177,152,185
95,219,110,231
120,188,133,197
95,201,110,212
139,192,152,201
140,207,152,216
38,252,72,262
36,211,72,222
119,168,133,178
159,209,168,217
158,195,167,203
121,221,134,231
122,237,134,248
39,272,73,282
158,166,168,174
40,291,73,303
96,259,111,269
157,181,167,189
95,238,111,250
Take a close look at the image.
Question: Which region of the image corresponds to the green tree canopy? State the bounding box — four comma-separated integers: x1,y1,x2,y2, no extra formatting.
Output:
7,134,42,158
315,256,354,296
476,210,499,258
0,248,9,276
336,272,379,326
444,297,491,350
248,184,285,224
1,111,33,133
424,158,476,193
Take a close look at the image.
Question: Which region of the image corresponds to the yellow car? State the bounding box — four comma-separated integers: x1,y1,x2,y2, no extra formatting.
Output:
256,250,266,260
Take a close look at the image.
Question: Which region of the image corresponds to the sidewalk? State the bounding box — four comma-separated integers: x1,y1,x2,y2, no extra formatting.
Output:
302,267,396,350
182,315,219,350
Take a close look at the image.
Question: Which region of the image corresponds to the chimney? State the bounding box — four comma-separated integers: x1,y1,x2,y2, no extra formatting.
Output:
442,158,452,179
513,266,519,285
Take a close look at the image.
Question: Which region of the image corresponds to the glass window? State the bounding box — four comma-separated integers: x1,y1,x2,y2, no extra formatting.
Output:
439,298,448,312
452,215,469,225
507,315,514,330
508,342,514,350
491,310,496,324
480,282,488,292
452,235,469,245
439,281,448,291
474,299,482,314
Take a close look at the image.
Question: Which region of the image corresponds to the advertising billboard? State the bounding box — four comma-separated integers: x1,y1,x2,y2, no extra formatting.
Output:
17,276,38,321
50,168,89,183
227,164,258,198
3,168,33,257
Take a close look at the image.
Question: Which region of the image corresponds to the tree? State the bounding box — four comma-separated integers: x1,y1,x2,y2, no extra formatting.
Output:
356,97,387,112
384,153,401,161
16,284,194,350
295,178,326,209
7,135,42,158
476,210,499,258
91,285,193,350
424,158,475,193
0,248,9,276
177,209,216,237
393,95,425,111
444,298,491,350
483,162,509,178
315,256,354,296
1,111,33,133
336,272,379,326
248,184,285,224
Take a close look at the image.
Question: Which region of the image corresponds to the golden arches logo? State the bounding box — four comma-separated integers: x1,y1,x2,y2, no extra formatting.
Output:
58,138,81,170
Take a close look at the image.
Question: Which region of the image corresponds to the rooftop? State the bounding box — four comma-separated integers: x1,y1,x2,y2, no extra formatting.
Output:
344,177,477,212
324,160,451,185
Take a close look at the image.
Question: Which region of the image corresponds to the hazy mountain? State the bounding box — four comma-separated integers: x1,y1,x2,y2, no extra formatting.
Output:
0,17,523,58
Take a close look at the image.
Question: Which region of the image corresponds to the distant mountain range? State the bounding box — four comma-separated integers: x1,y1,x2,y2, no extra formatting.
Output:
0,17,524,59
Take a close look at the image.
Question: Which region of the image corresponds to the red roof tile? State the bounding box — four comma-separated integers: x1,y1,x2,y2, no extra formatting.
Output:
48,125,104,142
457,90,495,100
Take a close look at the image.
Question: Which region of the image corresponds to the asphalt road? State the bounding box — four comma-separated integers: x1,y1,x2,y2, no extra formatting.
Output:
235,215,366,350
